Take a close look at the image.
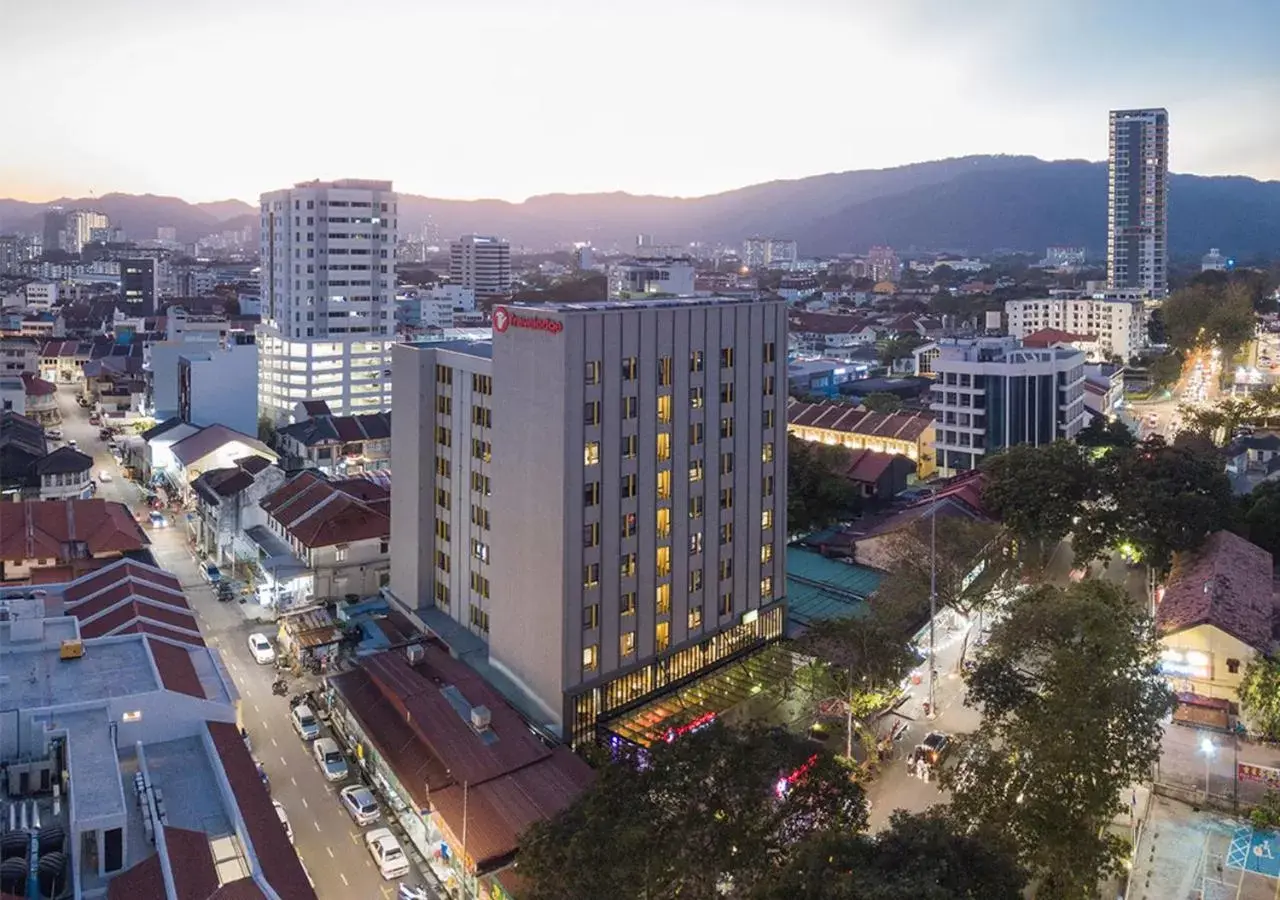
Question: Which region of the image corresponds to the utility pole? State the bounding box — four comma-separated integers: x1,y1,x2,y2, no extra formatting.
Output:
928,487,938,721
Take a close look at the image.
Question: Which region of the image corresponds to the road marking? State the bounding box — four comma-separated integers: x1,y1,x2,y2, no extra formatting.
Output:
314,821,322,832
280,756,288,767
326,846,334,859
301,797,308,809
271,737,278,747
351,832,360,844
339,873,349,887
291,776,298,787
253,704,259,714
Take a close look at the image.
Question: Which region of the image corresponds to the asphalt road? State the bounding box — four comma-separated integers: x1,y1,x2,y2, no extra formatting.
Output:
53,388,434,900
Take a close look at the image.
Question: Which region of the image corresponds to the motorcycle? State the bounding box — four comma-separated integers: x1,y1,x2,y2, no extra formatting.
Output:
398,885,430,900
271,679,289,697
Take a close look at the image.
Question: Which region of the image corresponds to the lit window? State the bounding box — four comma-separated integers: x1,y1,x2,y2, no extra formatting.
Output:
689,569,703,592
621,512,637,539
620,552,637,577
656,621,670,652
762,442,774,463
690,459,704,482
621,592,637,616
471,539,490,563
583,644,599,671
720,523,733,545
690,350,704,372
761,543,773,564
688,607,703,630
657,546,671,578
122,710,142,723
656,583,671,615
690,386,703,409
657,433,671,461
690,532,703,555
657,507,671,538
761,576,774,600
762,509,773,530
583,563,600,589
657,395,672,424
335,546,348,562
584,441,600,466
657,470,672,501
620,631,636,655
689,495,703,519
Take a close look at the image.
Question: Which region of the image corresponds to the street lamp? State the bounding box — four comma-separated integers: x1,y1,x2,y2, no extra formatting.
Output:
927,486,938,721
1200,736,1216,800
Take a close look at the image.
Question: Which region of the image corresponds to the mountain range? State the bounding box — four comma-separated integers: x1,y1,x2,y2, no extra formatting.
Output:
3,155,1279,259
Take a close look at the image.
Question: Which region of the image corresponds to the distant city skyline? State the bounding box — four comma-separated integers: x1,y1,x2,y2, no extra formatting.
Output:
1,0,1277,204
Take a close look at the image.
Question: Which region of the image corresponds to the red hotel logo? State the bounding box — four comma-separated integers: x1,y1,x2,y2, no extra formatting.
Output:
492,306,563,335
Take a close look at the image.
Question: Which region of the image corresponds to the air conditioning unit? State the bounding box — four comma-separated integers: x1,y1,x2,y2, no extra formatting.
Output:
470,706,491,731
404,644,424,665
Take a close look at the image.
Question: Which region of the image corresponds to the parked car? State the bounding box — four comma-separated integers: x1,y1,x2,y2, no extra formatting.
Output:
365,828,411,880
46,428,62,439
148,511,169,528
313,738,348,782
290,704,320,741
273,801,294,845
98,470,112,482
248,633,275,665
202,564,222,584
339,784,381,826
907,731,952,776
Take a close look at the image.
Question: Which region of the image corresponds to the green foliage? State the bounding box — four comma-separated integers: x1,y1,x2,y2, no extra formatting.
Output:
945,580,1175,898
1239,656,1280,741
518,723,867,900
861,391,903,413
1236,481,1280,558
878,333,926,367
787,434,860,535
874,516,1009,616
1250,790,1280,831
980,441,1096,550
257,415,277,448
750,810,1027,900
1160,281,1257,358
1145,350,1184,388
1075,416,1137,450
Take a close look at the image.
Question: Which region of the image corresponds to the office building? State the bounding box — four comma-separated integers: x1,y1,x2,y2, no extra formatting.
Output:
64,210,109,254
396,283,477,331
742,237,799,269
1107,108,1169,298
257,179,397,421
866,246,901,283
391,295,789,746
449,235,511,299
607,256,696,298
177,334,259,435
1005,295,1147,362
120,258,158,314
930,336,1085,476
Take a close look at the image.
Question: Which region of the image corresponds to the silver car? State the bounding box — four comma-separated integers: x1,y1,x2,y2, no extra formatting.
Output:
339,784,381,826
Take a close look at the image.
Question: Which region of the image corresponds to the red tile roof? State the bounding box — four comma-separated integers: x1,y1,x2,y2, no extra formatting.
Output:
164,826,220,900
62,558,202,646
1022,327,1096,348
20,372,56,396
106,855,165,900
206,722,317,900
64,560,182,602
788,400,934,443
788,311,874,335
147,638,207,699
1157,530,1275,652
844,448,901,484
0,500,149,564
260,471,390,549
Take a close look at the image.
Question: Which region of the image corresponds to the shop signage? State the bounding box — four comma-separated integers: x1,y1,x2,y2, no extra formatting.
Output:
663,711,717,744
492,306,563,335
775,752,821,798
1239,762,1280,789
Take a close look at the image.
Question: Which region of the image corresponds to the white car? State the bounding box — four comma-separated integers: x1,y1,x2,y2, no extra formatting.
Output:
290,704,320,741
365,828,411,880
339,784,382,826
273,800,294,845
313,737,348,782
248,633,275,665
98,470,112,482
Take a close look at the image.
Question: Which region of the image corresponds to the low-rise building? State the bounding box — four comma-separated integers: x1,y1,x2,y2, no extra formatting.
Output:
787,399,936,478
607,256,696,298
21,371,59,425
165,424,278,499
34,445,95,500
0,499,150,582
190,456,286,566
277,401,391,475
1005,296,1147,362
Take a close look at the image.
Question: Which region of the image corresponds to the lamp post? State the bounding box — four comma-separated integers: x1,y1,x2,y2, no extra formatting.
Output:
927,486,938,721
1200,736,1216,800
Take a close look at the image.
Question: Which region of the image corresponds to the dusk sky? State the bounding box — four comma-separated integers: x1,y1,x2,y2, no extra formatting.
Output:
2,0,1277,204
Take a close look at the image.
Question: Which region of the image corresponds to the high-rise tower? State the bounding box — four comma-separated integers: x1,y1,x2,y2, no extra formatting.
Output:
1107,108,1169,298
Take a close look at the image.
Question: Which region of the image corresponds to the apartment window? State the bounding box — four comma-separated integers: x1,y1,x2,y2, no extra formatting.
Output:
585,482,600,506
762,442,775,463
620,631,636,655
435,364,453,385
620,552,637,577
690,386,703,409
719,559,734,581
656,583,671,615
585,360,601,385
657,546,671,578
622,396,637,419
583,604,599,630
621,434,637,458
471,505,490,530
690,350,704,372
470,471,491,495
761,576,774,601
435,518,450,541
434,425,452,447
435,487,451,510
689,569,703,593
657,394,672,425
720,487,734,510
720,418,734,439
690,422,704,446
435,395,451,415
471,539,490,563
469,573,491,599
657,507,671,538
718,592,733,616
472,439,491,462
621,512,637,538
621,473,637,498
761,543,774,564
690,459,704,482
657,433,671,461
584,522,600,548
762,474,774,497
435,550,450,573
690,531,704,555
583,563,600,589
472,406,492,428
472,373,493,395
719,452,734,475
584,400,600,426
656,621,670,653
434,582,450,610
719,382,735,404
763,341,776,363
585,441,600,466
689,495,704,519
658,356,673,386
583,644,599,672
657,469,672,501
720,347,734,368
468,603,489,632
436,457,451,478
621,592,637,616
763,375,775,396
763,409,775,429
720,522,733,545
688,606,703,630
621,357,637,381
762,509,774,531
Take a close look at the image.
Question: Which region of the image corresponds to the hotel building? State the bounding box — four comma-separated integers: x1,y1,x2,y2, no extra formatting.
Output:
1107,108,1169,298
391,295,789,746
449,235,512,300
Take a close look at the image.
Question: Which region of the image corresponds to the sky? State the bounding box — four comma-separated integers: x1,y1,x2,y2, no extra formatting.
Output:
1,0,1277,204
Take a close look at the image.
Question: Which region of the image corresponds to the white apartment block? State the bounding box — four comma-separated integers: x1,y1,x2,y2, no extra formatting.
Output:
23,281,57,309
449,235,511,299
257,179,397,422
607,257,696,298
1005,296,1147,362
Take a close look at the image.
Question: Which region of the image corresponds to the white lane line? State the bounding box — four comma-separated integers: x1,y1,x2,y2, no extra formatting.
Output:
253,704,260,714
291,776,298,787
313,821,321,832
301,797,309,809
326,846,334,859
340,873,349,886
280,756,288,767
271,737,278,747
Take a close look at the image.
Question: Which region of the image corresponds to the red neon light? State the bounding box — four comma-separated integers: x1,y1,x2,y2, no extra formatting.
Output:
492,306,563,335
776,753,821,797
663,711,717,743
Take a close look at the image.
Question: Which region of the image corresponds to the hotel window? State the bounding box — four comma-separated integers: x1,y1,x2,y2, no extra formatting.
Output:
762,474,774,497
469,573,491,599
469,471,491,495
435,518,450,541
583,563,600,589
762,442,774,463
585,482,600,506
689,569,703,592
761,543,774,564
657,470,672,501
690,386,703,409
435,487,450,510
720,452,733,475
690,422,704,446
657,394,673,424
585,360,601,385
621,512,637,538
718,592,733,616
690,350,704,372
435,364,453,385
763,375,775,396
720,488,734,510
657,433,672,461
763,341,776,363
720,418,734,439
720,347,734,368
434,582,450,610
620,552,637,577
690,459,704,482
622,396,637,419
720,382,735,403
584,522,600,548
472,438,491,462
763,409,774,429
688,606,703,630
583,644,599,672
435,550,450,573
585,441,600,466
621,592,637,616
434,425,451,447
657,546,671,578
468,604,489,632
720,522,733,545
719,558,733,580
620,631,636,655
690,531,703,555
689,495,703,519
435,395,451,415
472,406,492,428
621,473,637,498
656,584,671,615
471,539,490,563
583,603,599,630
621,356,637,381
762,509,773,530
761,576,774,601
472,373,493,395
656,621,670,652
658,356,673,386
584,400,600,426
471,505,490,530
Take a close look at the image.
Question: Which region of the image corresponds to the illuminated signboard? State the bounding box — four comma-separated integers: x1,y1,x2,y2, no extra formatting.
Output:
663,711,717,744
775,753,821,798
1160,648,1210,679
492,306,563,335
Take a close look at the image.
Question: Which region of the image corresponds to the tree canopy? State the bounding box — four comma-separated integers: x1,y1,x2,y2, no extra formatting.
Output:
945,580,1174,897
1235,480,1280,558
873,516,1010,617
787,434,860,535
1160,280,1257,358
1074,415,1137,450
878,334,926,367
518,723,867,900
980,441,1096,552
1239,655,1280,741
861,391,903,414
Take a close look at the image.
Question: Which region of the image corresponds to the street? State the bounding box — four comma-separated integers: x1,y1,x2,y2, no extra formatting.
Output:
54,388,433,900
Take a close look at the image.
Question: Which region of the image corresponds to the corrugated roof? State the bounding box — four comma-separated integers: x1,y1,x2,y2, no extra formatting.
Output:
0,499,149,563
1157,530,1274,652
788,400,933,443
786,547,882,632
170,425,275,468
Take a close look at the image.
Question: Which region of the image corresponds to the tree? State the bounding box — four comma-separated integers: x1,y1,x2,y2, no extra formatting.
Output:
750,810,1027,900
861,391,903,414
1236,480,1280,558
257,415,278,448
787,434,860,535
518,723,867,900
878,334,926,367
980,442,1095,555
945,580,1175,898
1161,281,1257,358
1239,655,1280,741
1145,350,1184,389
874,516,1010,617
1075,416,1137,450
